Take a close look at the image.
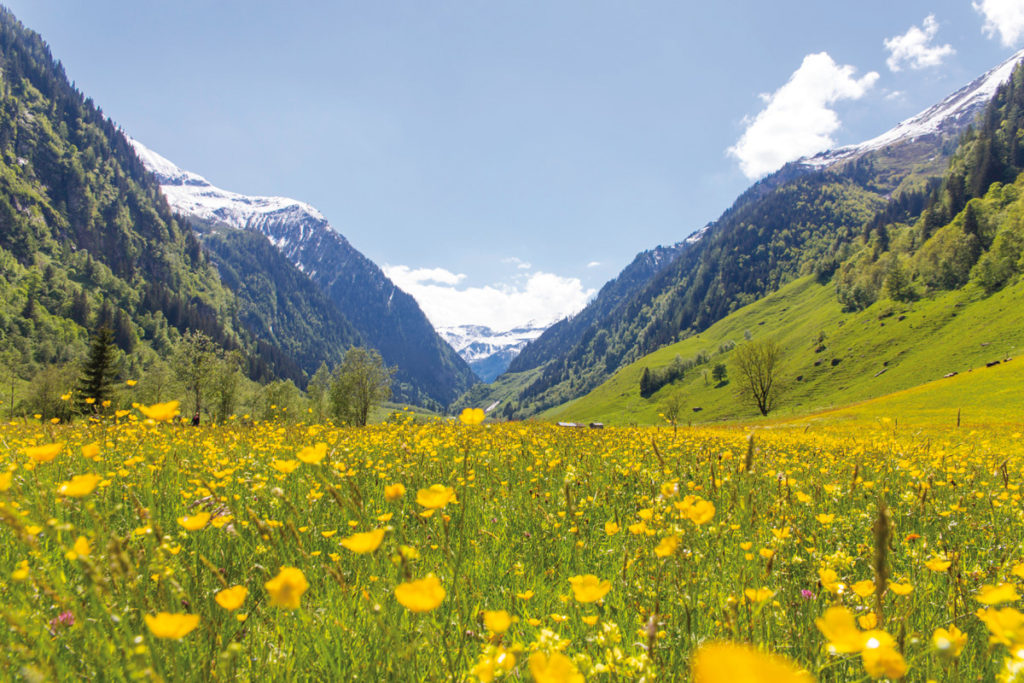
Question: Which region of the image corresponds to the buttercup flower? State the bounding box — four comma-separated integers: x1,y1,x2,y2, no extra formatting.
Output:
138,401,180,422
144,612,200,640
25,442,64,463
416,484,457,509
568,574,612,603
215,586,248,611
395,575,445,613
265,567,308,609
340,528,386,554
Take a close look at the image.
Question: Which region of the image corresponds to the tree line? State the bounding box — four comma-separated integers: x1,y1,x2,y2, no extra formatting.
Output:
2,327,396,427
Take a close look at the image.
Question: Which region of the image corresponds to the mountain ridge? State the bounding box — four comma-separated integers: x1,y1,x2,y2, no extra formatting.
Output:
495,48,1024,418
130,140,478,408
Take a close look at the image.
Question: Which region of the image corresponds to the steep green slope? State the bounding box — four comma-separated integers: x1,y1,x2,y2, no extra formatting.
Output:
515,59,1024,421
0,7,313,390
506,137,964,418
0,9,236,370
545,266,1024,425
782,356,1024,430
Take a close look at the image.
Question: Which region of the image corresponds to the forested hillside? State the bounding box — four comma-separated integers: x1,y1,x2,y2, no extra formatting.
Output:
0,7,333,406
554,61,1024,425
494,62,1022,418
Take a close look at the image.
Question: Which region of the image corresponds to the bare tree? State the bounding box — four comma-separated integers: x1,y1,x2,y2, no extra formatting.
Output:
661,390,685,435
732,338,783,416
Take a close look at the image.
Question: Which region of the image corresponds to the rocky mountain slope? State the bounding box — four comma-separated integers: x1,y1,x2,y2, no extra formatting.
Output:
439,324,547,382
130,141,478,407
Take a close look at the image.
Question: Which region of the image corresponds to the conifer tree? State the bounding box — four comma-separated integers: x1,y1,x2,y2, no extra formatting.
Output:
77,326,117,412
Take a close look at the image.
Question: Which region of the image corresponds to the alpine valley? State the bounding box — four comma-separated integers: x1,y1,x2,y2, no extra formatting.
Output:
11,5,1024,681
3,0,1024,430
473,47,1024,422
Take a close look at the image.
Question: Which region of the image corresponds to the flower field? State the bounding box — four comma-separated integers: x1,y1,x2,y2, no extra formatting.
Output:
2,408,1024,681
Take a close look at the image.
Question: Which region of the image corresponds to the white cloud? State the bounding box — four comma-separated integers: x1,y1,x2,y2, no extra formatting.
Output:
384,265,595,332
975,0,1024,46
502,257,532,270
586,261,601,268
727,52,879,179
884,15,955,71
383,265,466,286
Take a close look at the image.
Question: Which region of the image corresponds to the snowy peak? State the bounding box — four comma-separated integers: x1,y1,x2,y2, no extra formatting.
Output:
130,138,344,275
129,138,327,232
802,48,1024,168
440,324,547,382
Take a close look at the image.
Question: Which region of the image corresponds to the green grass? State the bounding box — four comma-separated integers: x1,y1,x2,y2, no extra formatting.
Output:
450,365,543,416
544,275,1024,426
4,409,1023,680
778,353,1024,430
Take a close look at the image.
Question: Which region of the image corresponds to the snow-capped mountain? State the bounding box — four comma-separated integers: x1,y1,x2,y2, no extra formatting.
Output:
131,139,478,406
440,324,548,382
131,140,335,278
801,48,1024,169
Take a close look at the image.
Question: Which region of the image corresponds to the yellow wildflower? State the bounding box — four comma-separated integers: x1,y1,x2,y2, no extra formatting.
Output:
483,609,512,634
265,567,308,609
861,630,906,679
340,528,386,554
177,512,210,531
568,574,612,603
816,606,865,653
137,401,180,422
395,574,446,613
932,625,967,659
744,587,774,603
215,586,248,611
58,473,101,498
144,612,200,640
528,651,583,683
851,579,875,599
692,642,813,683
654,535,680,558
25,442,64,463
297,442,328,465
416,484,457,509
978,583,1020,605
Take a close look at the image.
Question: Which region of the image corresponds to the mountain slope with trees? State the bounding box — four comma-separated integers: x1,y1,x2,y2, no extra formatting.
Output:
492,52,1024,418
550,59,1024,425
131,140,479,409
0,6,357,405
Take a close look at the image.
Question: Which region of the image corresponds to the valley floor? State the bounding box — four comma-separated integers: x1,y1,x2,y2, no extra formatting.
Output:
2,388,1023,679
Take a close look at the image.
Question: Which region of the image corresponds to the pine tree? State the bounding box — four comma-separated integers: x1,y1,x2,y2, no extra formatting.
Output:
69,288,90,325
639,367,654,398
77,326,117,412
962,202,980,237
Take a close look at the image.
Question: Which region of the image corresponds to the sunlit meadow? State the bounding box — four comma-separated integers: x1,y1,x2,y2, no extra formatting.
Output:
3,403,1024,681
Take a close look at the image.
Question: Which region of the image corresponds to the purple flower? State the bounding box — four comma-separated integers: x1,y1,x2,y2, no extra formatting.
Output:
801,589,816,600
48,611,75,635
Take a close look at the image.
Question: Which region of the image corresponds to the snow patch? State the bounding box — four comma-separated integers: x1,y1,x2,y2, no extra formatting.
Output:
801,48,1024,168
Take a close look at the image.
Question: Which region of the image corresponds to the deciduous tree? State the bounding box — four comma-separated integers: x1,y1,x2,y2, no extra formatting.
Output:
328,347,395,427
732,338,783,417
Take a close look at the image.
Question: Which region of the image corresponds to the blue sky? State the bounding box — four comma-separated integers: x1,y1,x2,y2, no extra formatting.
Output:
7,1,1024,330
